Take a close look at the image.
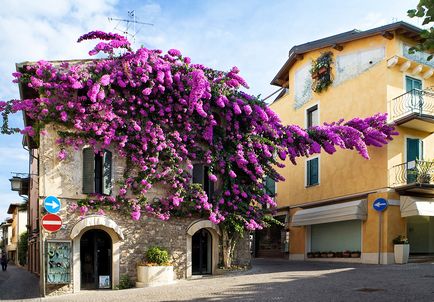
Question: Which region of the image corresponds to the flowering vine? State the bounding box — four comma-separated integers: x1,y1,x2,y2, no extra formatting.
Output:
0,31,398,233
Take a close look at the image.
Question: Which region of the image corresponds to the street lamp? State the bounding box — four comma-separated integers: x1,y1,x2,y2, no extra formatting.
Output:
9,176,22,191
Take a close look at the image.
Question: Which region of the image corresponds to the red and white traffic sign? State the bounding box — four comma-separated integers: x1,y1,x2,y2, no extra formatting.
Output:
41,214,62,232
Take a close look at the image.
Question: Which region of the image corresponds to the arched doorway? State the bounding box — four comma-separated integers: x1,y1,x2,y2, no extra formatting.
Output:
80,229,112,289
192,229,212,275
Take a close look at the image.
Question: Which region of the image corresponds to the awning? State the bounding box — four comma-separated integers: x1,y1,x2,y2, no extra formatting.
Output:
400,196,434,217
291,199,367,226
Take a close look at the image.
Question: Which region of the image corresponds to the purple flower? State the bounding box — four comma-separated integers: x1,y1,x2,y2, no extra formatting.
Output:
100,74,110,86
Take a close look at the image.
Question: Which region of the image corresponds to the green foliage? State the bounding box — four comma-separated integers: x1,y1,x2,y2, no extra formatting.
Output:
393,235,409,244
18,231,28,266
310,51,333,93
145,246,170,265
408,0,434,60
115,274,134,289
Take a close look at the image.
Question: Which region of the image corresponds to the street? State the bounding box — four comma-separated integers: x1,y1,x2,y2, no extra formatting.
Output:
2,259,434,301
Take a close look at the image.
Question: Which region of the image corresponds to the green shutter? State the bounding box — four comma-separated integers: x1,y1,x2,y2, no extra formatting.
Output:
307,158,319,186
265,176,275,196
83,147,95,194
102,150,112,195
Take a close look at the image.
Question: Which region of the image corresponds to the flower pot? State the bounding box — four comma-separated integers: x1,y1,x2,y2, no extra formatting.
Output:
342,251,351,258
318,67,327,75
350,252,360,258
136,265,175,287
394,244,410,264
327,252,335,258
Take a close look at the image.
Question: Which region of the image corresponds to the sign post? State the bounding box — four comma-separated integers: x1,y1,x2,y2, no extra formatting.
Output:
373,198,388,264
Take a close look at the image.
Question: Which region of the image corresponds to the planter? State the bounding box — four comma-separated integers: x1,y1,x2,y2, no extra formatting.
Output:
350,252,360,258
394,244,410,264
307,252,314,258
320,252,328,258
327,252,335,258
313,252,321,258
342,251,351,258
136,265,175,288
318,67,327,75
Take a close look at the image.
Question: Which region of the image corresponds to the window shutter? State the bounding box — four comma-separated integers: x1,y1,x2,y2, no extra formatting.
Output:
311,158,319,185
265,176,276,196
193,164,204,185
82,148,95,194
102,150,112,195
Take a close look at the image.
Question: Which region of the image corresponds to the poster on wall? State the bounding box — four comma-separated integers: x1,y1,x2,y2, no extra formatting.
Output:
46,241,71,284
99,275,111,288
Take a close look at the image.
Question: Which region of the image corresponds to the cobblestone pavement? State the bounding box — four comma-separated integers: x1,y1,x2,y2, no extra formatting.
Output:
0,263,40,301
6,259,434,301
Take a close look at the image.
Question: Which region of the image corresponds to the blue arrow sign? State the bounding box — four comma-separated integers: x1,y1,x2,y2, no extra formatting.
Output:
373,198,388,212
44,196,61,214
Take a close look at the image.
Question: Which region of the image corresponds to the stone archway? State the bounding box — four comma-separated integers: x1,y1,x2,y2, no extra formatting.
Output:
70,215,123,292
186,220,220,278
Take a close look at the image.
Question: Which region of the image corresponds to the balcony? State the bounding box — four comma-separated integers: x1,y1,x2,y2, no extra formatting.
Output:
388,89,434,133
389,160,434,195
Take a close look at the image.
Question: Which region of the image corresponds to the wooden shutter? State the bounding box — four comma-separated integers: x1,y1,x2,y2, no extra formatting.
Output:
82,147,95,194
102,150,112,195
307,158,319,186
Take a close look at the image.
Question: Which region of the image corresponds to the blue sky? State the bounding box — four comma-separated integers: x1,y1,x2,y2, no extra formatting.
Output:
0,0,421,221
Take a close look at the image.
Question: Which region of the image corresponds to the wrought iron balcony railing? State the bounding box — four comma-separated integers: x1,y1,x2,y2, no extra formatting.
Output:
389,88,434,122
389,160,434,187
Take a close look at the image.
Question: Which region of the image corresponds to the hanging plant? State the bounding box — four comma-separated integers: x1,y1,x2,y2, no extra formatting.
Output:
310,51,333,93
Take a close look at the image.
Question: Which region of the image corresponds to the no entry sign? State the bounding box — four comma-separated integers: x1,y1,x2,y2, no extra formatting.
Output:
42,214,62,232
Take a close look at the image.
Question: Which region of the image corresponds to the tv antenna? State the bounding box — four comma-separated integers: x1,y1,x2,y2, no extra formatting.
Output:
108,10,153,45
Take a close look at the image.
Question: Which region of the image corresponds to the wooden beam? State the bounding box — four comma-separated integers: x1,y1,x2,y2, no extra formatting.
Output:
295,54,304,61
382,31,394,40
400,60,411,72
387,56,399,68
332,44,343,51
411,64,423,75
423,68,434,79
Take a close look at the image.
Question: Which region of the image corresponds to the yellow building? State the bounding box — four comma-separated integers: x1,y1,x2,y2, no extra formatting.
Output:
268,21,434,264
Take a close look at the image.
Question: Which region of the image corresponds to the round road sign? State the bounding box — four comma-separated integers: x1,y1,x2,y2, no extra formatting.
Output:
41,214,62,232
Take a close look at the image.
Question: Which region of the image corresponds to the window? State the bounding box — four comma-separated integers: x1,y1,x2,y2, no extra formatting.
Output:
306,157,319,187
192,164,214,199
306,105,319,128
83,148,112,195
264,176,276,197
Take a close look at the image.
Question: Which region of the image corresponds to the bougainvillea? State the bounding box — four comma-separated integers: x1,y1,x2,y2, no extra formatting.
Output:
0,31,397,234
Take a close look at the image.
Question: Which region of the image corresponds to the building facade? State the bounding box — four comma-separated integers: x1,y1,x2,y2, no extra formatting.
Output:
6,203,27,265
269,22,434,264
17,86,250,295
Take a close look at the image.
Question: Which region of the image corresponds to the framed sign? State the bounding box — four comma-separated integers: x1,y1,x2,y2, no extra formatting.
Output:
46,241,71,284
99,275,111,288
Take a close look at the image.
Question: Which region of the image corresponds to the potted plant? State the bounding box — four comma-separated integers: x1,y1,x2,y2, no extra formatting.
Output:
327,251,335,258
350,251,361,258
393,235,410,264
136,246,175,288
342,250,351,258
335,251,343,258
307,252,314,258
320,251,328,258
415,159,433,183
313,251,321,258
310,51,333,93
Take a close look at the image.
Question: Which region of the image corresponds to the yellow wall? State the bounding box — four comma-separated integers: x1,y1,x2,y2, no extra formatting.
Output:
271,33,434,209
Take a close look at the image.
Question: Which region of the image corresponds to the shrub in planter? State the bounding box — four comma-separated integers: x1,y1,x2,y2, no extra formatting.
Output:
313,252,321,258
393,235,410,264
307,252,314,258
321,252,328,258
335,252,343,258
136,247,174,288
342,250,351,258
146,246,170,266
350,251,361,258
327,251,335,258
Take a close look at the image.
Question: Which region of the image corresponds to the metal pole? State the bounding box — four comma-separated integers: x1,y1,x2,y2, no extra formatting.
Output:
378,212,382,264
39,199,46,297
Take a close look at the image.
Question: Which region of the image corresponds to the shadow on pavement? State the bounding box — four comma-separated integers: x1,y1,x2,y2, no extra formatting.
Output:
0,264,40,300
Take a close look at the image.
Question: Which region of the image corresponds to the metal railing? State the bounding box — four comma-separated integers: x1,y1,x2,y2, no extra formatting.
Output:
389,88,434,121
389,160,434,187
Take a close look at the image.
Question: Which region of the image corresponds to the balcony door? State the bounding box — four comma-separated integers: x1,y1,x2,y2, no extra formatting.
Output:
406,138,423,184
405,76,422,111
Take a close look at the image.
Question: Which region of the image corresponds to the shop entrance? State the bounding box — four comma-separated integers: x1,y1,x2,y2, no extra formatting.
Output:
192,229,212,275
80,229,112,289
407,216,434,255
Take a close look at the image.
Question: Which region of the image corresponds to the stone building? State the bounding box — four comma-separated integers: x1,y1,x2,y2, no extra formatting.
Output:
17,69,250,296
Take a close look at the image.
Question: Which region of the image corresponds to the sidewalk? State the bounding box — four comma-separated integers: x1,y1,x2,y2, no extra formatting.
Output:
0,263,40,301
